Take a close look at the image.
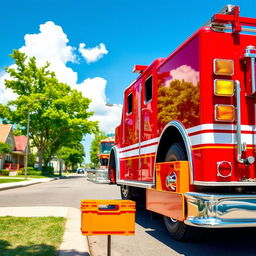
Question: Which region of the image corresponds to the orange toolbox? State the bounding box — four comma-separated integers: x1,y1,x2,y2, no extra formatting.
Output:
81,200,136,236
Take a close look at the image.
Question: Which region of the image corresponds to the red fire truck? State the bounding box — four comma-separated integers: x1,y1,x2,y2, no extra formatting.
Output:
99,137,115,169
108,5,256,240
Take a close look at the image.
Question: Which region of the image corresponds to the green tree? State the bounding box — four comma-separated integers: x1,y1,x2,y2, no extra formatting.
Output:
158,79,200,127
57,143,85,172
0,142,11,155
90,131,107,168
0,50,98,171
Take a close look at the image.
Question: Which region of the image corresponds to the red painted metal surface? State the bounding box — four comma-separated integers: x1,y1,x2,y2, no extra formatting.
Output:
113,6,256,187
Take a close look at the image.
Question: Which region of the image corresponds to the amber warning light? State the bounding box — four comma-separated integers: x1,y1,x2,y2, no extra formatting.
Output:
215,105,235,122
214,59,234,76
214,79,234,96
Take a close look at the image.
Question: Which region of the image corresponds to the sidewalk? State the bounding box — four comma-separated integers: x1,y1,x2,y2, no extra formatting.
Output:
0,177,58,190
0,179,91,256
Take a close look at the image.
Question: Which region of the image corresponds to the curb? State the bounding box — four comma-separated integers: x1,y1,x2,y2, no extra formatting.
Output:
0,177,59,191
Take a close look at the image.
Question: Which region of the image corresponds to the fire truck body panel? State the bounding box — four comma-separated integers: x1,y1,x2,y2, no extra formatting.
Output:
192,28,256,184
116,25,256,186
108,5,256,237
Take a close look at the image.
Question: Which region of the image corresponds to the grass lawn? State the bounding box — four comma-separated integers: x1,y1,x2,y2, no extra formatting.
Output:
0,179,26,183
0,216,66,256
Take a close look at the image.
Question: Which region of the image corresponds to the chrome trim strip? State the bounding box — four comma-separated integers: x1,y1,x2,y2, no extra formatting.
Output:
155,121,194,184
244,46,256,94
185,192,256,228
109,146,121,182
194,181,256,186
251,57,256,94
235,80,255,165
211,25,256,33
117,180,155,189
236,80,243,164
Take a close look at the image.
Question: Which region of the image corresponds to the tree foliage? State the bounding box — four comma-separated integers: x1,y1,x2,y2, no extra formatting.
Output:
90,131,107,168
158,79,200,127
57,143,85,171
0,50,98,170
0,142,11,156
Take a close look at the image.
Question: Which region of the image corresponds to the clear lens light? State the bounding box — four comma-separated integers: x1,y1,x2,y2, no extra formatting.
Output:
215,79,234,96
215,105,235,122
214,59,234,75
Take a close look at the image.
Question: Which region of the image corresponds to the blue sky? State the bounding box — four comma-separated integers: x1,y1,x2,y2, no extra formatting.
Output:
1,0,256,162
2,0,256,105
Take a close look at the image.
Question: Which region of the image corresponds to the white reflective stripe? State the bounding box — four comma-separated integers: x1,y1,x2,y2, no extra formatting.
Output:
187,124,255,134
140,137,159,146
119,125,255,158
190,132,254,146
120,137,159,152
120,144,157,159
120,142,140,152
121,149,140,158
140,145,158,155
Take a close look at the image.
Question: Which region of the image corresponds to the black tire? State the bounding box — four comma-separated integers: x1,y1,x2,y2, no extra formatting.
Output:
163,142,202,241
120,185,145,207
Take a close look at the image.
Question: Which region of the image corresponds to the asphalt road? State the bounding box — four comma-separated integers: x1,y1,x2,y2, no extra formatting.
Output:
1,176,256,256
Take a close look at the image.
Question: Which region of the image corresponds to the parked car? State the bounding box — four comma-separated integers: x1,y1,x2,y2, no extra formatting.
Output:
76,167,85,174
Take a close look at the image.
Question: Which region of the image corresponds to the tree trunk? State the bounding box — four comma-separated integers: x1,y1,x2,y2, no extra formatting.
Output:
65,162,68,173
44,160,49,169
38,149,43,172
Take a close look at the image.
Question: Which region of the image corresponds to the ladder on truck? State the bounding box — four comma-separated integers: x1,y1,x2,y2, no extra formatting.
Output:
204,5,256,33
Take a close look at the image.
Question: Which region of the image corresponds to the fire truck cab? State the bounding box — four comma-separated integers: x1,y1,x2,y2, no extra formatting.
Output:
108,5,256,240
99,137,115,169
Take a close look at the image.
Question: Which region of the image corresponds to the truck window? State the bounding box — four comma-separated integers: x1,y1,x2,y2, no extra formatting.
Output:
127,93,133,114
145,76,152,103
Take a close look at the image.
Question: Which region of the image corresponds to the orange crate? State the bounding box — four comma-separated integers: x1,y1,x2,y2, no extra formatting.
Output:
81,200,136,236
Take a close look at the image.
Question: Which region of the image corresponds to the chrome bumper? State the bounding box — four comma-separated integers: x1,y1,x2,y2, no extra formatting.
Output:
185,192,256,228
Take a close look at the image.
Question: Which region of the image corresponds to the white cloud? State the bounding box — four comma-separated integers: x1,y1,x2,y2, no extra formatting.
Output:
75,77,122,133
19,21,78,86
0,21,121,135
168,65,199,86
79,42,108,63
0,71,17,105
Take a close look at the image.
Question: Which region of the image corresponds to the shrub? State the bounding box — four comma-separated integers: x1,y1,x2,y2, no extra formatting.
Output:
20,167,34,175
29,171,42,176
42,166,54,176
0,170,10,176
19,167,41,176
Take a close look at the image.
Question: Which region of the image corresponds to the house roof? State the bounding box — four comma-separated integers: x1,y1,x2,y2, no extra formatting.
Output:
14,136,28,151
0,124,12,143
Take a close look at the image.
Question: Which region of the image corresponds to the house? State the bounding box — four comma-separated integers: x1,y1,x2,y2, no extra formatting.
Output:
0,124,28,171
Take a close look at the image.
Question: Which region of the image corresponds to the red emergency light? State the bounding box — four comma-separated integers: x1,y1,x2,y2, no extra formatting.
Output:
132,65,148,73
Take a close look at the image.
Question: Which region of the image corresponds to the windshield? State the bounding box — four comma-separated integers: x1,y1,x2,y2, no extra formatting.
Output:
100,142,114,154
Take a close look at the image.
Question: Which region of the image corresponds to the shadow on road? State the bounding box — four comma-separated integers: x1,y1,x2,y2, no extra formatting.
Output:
135,208,256,256
0,239,89,256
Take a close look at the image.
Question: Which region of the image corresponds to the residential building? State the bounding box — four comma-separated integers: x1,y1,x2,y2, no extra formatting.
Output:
0,124,28,171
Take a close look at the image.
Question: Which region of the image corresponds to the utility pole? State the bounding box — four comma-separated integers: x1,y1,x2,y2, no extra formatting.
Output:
24,110,30,180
